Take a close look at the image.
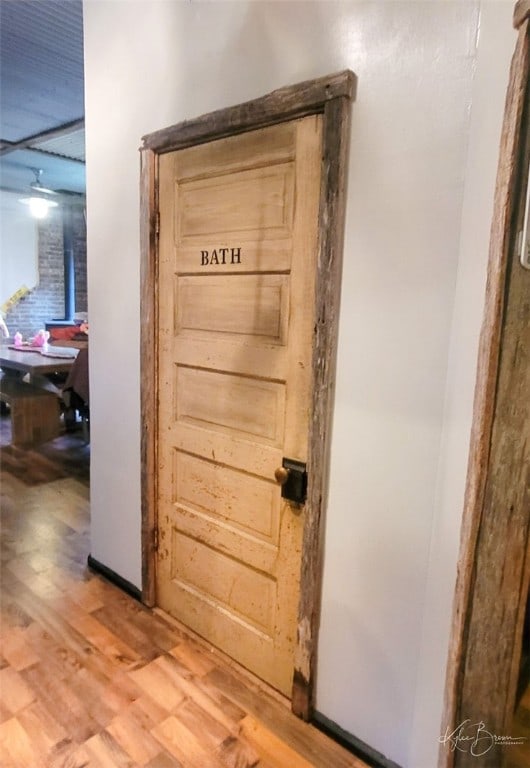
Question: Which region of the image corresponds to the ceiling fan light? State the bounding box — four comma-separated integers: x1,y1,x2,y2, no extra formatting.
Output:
19,196,59,219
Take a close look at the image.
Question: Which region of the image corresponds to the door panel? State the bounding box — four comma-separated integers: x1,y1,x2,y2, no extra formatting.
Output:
172,450,280,543
175,367,286,444
176,164,295,239
175,275,289,342
156,116,322,695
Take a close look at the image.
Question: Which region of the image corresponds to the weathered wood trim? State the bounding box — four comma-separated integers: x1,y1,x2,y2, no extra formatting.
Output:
140,147,158,607
453,148,530,768
142,70,356,154
439,19,530,768
495,66,530,735
292,94,352,720
140,72,355,714
514,0,530,28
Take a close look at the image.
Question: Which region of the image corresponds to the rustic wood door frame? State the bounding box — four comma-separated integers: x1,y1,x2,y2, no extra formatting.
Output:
440,5,530,767
139,71,355,718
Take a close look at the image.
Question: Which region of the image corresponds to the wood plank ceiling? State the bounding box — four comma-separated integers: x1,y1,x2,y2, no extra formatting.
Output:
0,0,85,196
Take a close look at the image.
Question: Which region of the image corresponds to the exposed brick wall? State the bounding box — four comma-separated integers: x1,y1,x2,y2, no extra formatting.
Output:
5,207,87,338
73,209,88,314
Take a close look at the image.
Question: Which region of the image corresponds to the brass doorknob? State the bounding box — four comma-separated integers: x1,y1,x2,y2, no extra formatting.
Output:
274,467,290,485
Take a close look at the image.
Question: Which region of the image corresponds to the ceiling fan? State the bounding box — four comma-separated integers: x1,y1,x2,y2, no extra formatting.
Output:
29,168,58,196
19,168,59,218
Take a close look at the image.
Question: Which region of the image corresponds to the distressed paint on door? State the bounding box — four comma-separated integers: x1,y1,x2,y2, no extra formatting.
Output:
156,116,322,695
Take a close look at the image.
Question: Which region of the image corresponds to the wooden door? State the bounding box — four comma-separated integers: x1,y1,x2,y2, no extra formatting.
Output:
155,116,322,695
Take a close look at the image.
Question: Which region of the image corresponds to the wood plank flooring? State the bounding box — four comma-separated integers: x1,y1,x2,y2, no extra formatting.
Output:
0,422,368,768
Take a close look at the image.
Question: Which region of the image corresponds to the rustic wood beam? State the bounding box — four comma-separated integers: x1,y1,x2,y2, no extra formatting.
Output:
292,92,352,720
142,70,356,153
514,0,530,28
140,147,158,608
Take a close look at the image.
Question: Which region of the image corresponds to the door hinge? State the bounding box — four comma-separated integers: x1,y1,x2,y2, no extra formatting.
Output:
155,211,160,236
153,527,159,552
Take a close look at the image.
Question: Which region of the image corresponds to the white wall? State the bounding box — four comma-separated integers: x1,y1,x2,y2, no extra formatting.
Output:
0,190,38,309
83,2,514,766
408,6,515,766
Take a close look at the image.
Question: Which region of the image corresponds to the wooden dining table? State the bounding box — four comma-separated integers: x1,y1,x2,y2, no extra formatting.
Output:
0,345,78,383
0,345,79,446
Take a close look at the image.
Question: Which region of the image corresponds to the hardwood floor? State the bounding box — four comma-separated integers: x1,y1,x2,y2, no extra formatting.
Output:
0,420,368,768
